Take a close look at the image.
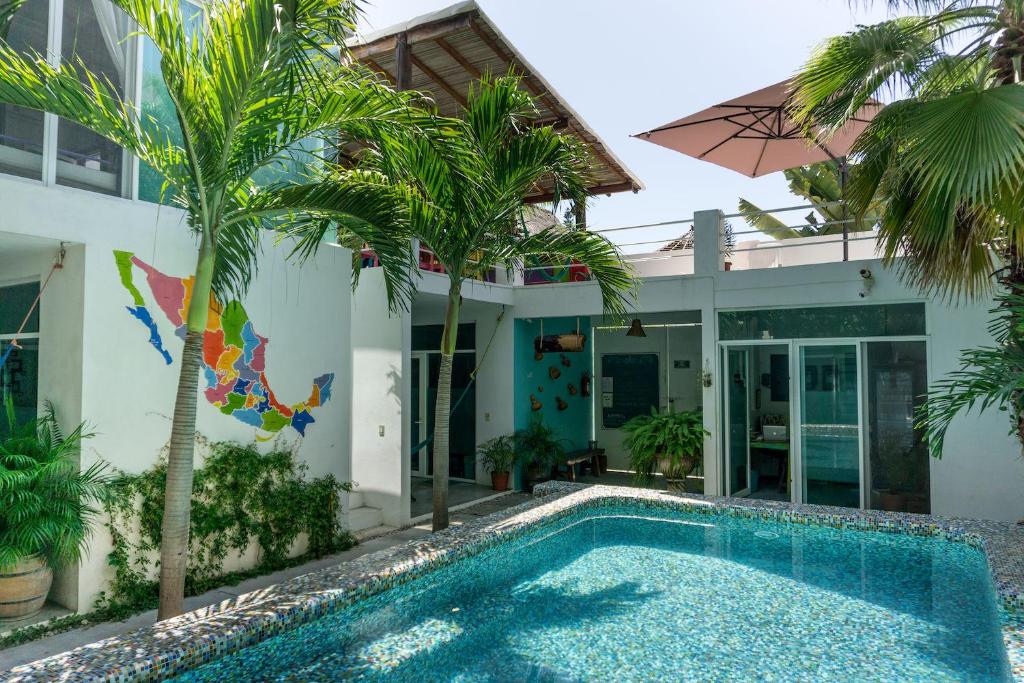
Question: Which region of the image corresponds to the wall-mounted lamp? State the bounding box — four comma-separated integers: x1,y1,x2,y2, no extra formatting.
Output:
625,318,646,338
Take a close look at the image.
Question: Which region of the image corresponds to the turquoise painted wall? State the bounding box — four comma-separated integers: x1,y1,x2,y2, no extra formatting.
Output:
514,316,593,454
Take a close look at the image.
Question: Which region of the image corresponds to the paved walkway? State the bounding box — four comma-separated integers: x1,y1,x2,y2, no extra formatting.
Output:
0,493,531,671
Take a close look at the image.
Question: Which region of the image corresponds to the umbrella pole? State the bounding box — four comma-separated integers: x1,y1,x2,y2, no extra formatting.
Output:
839,157,849,262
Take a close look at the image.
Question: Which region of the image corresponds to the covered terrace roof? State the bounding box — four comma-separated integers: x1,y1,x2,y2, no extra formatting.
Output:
345,1,643,204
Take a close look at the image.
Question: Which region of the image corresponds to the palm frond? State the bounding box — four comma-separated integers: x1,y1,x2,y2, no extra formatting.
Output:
508,227,637,318
737,199,802,239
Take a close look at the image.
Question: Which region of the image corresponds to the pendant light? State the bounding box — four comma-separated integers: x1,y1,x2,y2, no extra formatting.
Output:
626,318,646,338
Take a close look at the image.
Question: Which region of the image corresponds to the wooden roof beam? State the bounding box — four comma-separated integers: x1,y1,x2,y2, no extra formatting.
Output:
526,181,638,204
434,36,482,80
468,18,634,189
364,58,396,86
410,52,468,107
350,12,475,61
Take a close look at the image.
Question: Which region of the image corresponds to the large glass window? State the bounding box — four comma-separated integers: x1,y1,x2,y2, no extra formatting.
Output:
137,1,202,203
0,282,40,434
799,344,861,509
0,0,47,180
719,303,926,341
865,341,930,513
56,0,131,195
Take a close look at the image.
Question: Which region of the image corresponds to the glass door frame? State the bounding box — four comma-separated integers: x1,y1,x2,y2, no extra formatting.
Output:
410,351,430,478
719,340,797,500
409,348,478,483
720,335,930,509
791,340,866,509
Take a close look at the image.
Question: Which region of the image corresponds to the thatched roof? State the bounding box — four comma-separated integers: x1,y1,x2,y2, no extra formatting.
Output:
346,1,643,204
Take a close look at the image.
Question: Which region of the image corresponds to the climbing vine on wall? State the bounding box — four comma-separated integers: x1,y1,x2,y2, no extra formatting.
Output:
98,437,353,611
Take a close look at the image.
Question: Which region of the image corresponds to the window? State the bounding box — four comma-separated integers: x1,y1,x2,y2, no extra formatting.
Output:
0,0,47,180
719,303,926,341
0,282,41,432
865,341,929,513
56,0,131,195
138,1,202,204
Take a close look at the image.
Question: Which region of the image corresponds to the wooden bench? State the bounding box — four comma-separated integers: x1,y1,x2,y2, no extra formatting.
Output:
553,448,605,482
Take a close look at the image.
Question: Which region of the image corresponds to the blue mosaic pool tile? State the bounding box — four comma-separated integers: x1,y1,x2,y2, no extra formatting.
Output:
5,483,1024,682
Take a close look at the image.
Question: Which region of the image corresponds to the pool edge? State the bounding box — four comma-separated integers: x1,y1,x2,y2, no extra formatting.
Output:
5,483,1024,682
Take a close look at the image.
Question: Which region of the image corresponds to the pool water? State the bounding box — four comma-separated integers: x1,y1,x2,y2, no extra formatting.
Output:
174,506,1010,682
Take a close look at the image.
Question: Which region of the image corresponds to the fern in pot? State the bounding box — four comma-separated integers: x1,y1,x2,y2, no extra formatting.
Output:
623,408,709,491
0,399,110,621
478,435,516,491
514,418,568,491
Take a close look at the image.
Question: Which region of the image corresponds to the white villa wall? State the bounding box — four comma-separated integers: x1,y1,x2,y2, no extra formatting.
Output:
502,249,1024,522
351,269,409,526
0,176,353,610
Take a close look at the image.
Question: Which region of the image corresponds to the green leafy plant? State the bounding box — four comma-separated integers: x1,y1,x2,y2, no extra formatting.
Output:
738,161,882,240
477,435,516,474
0,398,110,571
98,438,354,613
622,408,708,490
514,418,569,478
0,0,430,619
790,1,1024,460
293,73,636,531
918,293,1024,456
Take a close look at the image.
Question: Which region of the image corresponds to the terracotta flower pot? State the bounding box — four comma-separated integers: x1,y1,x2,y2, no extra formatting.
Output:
491,471,510,492
0,555,52,622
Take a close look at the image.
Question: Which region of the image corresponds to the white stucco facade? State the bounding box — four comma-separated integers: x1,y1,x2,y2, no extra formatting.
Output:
2,169,1022,615
0,174,354,611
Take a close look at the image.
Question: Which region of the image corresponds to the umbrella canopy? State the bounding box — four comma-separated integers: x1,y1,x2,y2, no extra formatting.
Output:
633,80,881,178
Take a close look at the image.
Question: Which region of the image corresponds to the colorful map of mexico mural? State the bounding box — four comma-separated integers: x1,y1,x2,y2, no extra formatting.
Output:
114,250,333,436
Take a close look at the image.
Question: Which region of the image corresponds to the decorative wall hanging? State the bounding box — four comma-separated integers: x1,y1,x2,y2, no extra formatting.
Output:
537,385,543,392
533,317,587,353
548,366,561,380
530,394,542,412
534,351,544,361
580,371,591,397
567,382,577,396
556,396,568,411
560,354,571,368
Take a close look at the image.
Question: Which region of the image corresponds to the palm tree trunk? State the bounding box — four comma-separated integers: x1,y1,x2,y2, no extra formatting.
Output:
157,241,214,620
431,282,461,531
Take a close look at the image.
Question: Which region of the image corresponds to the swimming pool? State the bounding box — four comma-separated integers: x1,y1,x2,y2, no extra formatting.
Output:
171,504,1010,682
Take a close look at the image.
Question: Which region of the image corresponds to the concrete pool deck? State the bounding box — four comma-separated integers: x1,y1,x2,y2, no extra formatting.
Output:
5,483,1024,681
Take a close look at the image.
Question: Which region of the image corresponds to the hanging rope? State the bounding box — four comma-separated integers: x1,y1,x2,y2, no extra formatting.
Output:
410,306,507,456
0,245,65,374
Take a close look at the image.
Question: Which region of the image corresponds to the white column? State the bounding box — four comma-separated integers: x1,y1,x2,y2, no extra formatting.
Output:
693,209,725,276
693,210,723,495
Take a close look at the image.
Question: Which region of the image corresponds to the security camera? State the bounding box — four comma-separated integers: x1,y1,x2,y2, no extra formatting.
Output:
859,268,874,298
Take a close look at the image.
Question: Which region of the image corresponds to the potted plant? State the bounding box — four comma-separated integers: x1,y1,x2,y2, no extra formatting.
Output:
623,407,709,491
478,435,516,491
514,418,568,491
0,399,109,621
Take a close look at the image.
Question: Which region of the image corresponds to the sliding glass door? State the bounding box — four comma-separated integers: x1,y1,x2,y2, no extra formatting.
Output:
798,344,861,508
725,348,750,496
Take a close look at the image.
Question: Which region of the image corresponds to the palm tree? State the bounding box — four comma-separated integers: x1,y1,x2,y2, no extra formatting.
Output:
790,1,1024,454
295,75,636,531
0,0,424,619
737,161,882,239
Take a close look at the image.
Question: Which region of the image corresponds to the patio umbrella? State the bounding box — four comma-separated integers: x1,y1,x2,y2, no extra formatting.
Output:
632,79,880,178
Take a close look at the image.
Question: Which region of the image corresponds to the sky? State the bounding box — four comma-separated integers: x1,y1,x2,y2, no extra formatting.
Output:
354,1,894,250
